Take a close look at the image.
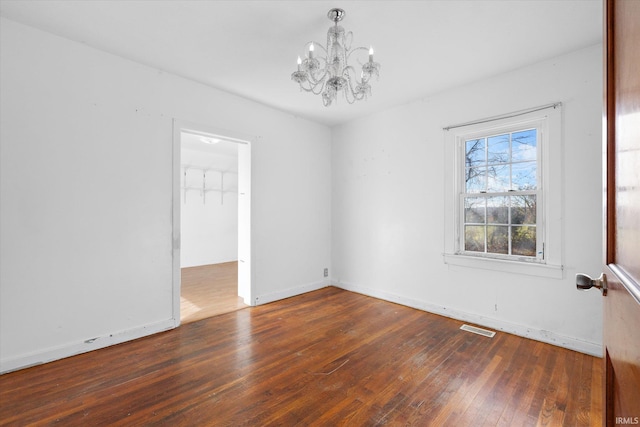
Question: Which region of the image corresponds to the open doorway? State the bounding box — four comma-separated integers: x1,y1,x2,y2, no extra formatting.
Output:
172,121,252,325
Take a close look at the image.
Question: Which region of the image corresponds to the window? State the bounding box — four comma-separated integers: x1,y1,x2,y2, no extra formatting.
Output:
463,127,540,259
443,105,563,278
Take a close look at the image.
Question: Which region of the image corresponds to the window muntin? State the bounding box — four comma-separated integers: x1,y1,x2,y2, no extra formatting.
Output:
460,127,541,260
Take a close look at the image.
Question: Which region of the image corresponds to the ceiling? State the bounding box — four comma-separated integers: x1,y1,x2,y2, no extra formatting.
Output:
0,0,602,127
181,131,239,160
180,132,238,173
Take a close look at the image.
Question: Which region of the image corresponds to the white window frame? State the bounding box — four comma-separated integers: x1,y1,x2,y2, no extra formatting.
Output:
443,105,564,278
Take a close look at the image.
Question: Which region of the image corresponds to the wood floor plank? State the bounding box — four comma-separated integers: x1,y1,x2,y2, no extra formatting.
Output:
0,287,602,426
181,262,247,323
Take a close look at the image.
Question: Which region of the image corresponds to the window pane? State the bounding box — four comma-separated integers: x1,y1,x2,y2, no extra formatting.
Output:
465,226,485,252
487,164,509,192
512,129,537,161
511,161,537,190
466,167,486,192
512,225,536,256
487,196,508,224
464,197,485,223
487,225,508,254
465,138,485,167
487,134,510,164
511,195,536,224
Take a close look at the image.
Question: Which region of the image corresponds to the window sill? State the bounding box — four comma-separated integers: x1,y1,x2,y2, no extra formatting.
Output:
443,253,563,279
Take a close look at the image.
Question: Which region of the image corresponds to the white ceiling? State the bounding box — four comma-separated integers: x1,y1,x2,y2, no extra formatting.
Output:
0,0,602,127
181,131,239,159
181,132,239,174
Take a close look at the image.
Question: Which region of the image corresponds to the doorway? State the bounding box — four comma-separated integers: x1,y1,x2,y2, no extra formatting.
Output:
172,121,253,326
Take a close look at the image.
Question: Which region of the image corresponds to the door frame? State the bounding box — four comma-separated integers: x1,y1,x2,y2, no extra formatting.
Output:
171,119,254,326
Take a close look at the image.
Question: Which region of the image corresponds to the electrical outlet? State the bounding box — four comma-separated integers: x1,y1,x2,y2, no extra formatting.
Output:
324,268,328,277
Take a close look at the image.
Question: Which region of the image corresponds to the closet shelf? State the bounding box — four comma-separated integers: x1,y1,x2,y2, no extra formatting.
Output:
181,165,238,175
181,186,238,193
181,166,238,205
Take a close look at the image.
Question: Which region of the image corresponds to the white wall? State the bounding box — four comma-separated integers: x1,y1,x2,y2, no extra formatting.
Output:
180,147,238,268
331,45,604,355
0,18,332,372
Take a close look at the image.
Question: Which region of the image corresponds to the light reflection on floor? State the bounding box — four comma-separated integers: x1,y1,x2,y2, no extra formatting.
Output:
180,296,202,322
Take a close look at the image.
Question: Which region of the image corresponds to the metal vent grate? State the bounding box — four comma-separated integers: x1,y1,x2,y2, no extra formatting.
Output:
460,324,496,338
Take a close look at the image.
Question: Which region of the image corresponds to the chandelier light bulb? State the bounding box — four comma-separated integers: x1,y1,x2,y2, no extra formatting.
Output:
291,8,381,107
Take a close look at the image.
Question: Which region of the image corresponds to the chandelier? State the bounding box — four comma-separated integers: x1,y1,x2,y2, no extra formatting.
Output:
291,8,381,107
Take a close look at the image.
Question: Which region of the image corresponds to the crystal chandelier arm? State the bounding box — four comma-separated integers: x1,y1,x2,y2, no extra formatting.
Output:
341,66,365,104
305,62,328,82
344,46,380,85
300,42,328,78
342,65,359,84
345,46,375,68
297,75,327,95
294,62,327,95
305,66,330,94
307,80,328,95
303,41,328,56
346,45,369,59
342,64,371,93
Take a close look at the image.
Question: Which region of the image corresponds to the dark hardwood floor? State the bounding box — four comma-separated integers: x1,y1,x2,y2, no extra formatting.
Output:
0,287,602,426
181,262,247,324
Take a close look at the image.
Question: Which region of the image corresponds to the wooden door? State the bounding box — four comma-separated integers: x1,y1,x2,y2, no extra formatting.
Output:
603,0,640,425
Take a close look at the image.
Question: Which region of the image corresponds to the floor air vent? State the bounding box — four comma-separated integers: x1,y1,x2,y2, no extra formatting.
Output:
460,324,496,338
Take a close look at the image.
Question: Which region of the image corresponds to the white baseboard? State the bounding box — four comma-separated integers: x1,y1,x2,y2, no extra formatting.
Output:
334,280,602,357
1,318,177,374
254,279,329,306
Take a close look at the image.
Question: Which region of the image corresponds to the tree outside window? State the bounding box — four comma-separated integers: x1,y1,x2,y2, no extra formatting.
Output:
461,129,540,259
